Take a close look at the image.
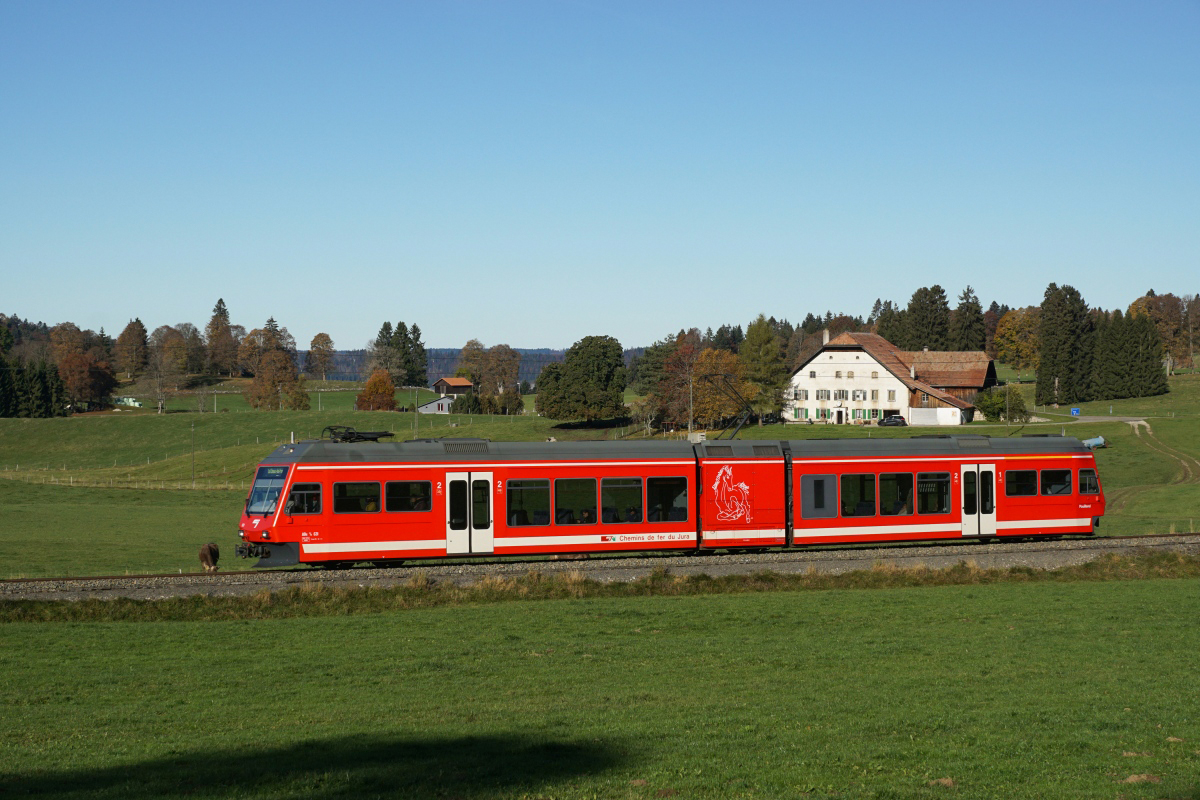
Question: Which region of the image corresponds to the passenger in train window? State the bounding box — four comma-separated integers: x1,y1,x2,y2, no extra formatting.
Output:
555,478,597,525
601,478,642,524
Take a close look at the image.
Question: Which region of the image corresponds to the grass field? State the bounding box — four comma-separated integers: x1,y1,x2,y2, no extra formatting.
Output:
3,577,1199,798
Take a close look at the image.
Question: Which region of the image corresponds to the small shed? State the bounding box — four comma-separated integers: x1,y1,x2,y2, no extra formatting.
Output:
417,397,454,415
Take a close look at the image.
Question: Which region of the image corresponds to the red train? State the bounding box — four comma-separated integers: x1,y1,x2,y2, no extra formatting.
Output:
235,433,1105,567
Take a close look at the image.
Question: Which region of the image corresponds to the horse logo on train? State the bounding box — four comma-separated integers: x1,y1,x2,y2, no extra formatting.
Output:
712,465,752,523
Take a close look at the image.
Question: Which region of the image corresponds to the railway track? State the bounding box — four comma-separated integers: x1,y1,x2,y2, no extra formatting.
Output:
4,533,1200,602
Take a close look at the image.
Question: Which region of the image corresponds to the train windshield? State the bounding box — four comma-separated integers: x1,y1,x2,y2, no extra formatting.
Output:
247,466,289,515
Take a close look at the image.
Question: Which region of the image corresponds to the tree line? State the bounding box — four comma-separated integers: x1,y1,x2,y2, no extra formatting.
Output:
0,300,343,416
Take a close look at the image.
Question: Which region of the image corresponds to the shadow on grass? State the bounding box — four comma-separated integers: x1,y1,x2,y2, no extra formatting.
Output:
1,733,628,798
551,417,631,431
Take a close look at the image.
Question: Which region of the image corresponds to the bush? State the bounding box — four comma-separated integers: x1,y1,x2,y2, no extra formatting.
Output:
975,385,1028,423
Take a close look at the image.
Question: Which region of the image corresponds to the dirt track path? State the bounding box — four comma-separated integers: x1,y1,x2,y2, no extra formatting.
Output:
1101,420,1199,516
1129,421,1200,485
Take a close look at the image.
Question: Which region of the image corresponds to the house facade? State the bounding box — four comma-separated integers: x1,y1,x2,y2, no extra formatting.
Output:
783,332,996,426
432,377,474,397
417,397,454,415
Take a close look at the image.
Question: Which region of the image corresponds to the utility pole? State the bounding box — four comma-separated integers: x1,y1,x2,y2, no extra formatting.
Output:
190,420,195,489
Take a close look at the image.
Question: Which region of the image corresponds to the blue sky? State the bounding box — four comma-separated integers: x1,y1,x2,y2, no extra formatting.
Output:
2,1,1197,350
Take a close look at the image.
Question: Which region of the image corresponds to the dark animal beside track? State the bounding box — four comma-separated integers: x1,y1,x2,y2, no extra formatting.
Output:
199,543,220,572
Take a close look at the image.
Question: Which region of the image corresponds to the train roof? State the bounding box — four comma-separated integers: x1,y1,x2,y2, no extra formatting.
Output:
260,434,1091,465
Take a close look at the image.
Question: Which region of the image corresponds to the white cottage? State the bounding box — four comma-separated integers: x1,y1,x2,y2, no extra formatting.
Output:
783,332,995,426
417,397,455,415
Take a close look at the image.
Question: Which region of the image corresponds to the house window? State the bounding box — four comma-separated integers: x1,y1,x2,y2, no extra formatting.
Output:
870,409,880,419
922,392,930,403
797,389,808,401
833,389,848,400
852,389,866,401
887,390,896,402
847,371,854,379
871,390,878,401
816,389,831,400
800,408,809,419
871,371,878,379
809,371,816,379
835,371,842,379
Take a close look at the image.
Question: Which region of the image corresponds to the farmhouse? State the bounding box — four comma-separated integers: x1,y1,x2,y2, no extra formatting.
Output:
783,332,996,426
432,376,474,397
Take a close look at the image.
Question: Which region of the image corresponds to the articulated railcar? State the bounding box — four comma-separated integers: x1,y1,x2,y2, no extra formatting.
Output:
235,434,1105,568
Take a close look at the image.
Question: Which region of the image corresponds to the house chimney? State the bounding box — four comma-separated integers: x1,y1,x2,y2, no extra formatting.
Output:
910,364,916,379
923,346,929,352
822,329,830,345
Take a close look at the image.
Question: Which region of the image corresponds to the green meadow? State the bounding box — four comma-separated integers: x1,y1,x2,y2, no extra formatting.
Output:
3,577,1199,798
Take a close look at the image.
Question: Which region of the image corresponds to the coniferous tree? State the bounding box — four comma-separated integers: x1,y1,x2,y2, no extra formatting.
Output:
408,324,428,386
903,286,951,350
114,319,148,379
949,286,986,351
1036,284,1093,405
632,335,675,396
0,328,14,417
205,299,239,376
1130,313,1169,396
392,322,413,385
740,314,788,420
875,302,906,345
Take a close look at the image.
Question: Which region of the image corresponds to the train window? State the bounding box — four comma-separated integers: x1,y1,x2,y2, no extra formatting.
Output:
472,479,491,528
963,471,977,515
916,473,951,514
1079,469,1099,495
247,466,288,514
981,470,994,514
647,477,688,522
385,481,432,512
1041,469,1072,496
555,478,597,524
840,474,876,517
333,482,381,513
800,474,837,519
879,473,914,515
449,480,467,530
601,478,642,523
507,480,550,526
1005,470,1037,497
283,483,321,515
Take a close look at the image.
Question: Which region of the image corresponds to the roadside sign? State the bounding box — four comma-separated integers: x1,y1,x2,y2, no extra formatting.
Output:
1070,408,1080,416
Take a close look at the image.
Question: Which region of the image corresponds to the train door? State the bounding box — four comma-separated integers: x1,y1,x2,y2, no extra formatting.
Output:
446,471,495,555
960,463,997,537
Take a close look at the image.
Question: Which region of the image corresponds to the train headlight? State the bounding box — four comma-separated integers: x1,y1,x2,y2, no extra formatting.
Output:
261,530,271,540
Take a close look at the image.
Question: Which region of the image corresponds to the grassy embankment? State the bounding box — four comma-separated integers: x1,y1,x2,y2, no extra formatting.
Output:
116,378,441,414
1,376,1198,577
3,575,1199,798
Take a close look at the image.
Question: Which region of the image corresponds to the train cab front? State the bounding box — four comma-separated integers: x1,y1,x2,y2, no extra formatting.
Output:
236,464,301,568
